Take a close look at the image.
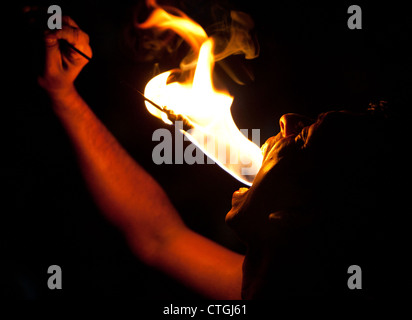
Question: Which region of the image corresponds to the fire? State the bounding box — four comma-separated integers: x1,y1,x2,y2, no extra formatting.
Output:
139,2,263,185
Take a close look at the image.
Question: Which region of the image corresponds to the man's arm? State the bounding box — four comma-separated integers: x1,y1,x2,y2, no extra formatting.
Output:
38,17,243,299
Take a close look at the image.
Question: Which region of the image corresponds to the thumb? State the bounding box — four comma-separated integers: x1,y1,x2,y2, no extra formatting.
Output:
43,32,62,74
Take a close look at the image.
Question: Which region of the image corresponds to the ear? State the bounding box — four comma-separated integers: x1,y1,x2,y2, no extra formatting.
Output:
268,210,292,227
266,210,301,243
268,211,286,221
268,208,314,229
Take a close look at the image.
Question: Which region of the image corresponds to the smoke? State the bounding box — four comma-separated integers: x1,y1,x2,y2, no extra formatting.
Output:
212,10,259,62
136,0,259,81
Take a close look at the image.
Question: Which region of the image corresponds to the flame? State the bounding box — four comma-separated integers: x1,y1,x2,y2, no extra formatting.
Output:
140,2,263,185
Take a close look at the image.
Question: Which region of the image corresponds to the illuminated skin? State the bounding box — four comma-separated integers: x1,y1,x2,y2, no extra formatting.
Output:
226,110,386,298
39,17,243,299
226,112,338,298
227,113,316,237
39,18,368,299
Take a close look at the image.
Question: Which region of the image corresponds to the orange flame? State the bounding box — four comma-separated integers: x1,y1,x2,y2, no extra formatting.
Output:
140,2,263,185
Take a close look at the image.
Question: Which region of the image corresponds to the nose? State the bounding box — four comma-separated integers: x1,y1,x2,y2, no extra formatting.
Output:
279,113,314,137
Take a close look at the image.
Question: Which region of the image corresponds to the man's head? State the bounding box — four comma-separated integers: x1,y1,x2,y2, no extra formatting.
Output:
226,109,400,298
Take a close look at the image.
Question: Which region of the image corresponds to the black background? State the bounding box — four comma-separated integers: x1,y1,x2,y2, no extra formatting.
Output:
2,0,409,299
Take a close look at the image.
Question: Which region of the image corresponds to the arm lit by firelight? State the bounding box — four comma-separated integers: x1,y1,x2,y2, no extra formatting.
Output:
38,17,243,299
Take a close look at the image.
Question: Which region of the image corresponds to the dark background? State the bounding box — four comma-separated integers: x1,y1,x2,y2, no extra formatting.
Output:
2,0,409,299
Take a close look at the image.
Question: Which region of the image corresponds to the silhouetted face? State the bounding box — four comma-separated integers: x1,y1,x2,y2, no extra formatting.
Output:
226,112,320,239
226,111,353,298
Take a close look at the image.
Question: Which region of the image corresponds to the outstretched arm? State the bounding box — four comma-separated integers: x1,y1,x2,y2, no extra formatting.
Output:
38,17,243,299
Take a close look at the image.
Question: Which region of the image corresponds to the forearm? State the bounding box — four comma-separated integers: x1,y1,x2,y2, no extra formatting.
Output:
39,19,243,299
155,228,243,299
51,88,244,299
51,86,185,260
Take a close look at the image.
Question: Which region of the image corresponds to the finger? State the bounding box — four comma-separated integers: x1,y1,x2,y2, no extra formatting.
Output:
54,27,92,59
61,48,89,69
62,16,79,28
54,26,81,45
54,26,90,48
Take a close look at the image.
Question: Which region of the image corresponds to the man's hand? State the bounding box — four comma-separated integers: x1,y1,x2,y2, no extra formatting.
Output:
38,16,92,99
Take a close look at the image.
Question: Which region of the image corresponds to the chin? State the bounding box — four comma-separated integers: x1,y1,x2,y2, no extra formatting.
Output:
225,207,238,225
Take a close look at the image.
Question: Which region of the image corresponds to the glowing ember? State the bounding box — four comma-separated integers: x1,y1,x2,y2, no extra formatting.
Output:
139,1,263,185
